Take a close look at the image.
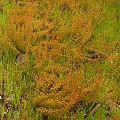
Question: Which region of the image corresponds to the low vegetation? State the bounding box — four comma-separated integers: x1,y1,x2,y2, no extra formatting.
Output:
0,0,120,119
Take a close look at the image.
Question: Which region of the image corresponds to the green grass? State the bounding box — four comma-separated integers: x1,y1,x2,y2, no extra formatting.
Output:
0,49,42,119
0,0,120,120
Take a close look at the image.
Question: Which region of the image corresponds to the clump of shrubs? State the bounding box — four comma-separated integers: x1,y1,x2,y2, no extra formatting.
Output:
1,0,119,119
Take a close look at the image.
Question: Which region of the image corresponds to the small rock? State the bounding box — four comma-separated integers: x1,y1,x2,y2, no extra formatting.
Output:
0,96,1,100
15,54,27,70
4,112,7,115
7,97,11,102
110,60,113,64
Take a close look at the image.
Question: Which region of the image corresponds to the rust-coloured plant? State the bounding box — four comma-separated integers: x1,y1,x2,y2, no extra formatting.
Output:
3,0,55,54
33,66,102,119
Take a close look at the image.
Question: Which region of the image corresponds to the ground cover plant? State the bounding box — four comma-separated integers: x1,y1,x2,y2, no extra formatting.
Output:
0,0,120,119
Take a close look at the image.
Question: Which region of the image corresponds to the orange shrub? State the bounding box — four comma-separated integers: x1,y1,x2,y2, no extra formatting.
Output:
3,0,103,53
4,0,52,53
33,66,102,119
30,1,105,119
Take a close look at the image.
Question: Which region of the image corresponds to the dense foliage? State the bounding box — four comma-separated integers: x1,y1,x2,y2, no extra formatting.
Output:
0,0,120,119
